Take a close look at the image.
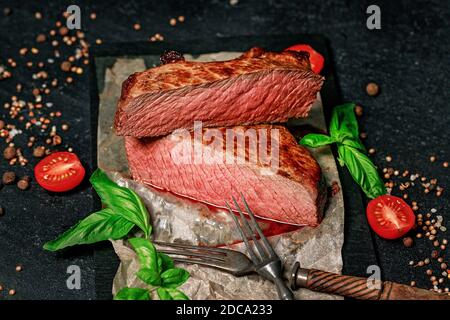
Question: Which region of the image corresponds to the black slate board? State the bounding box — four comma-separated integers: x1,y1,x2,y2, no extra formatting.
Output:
90,34,378,299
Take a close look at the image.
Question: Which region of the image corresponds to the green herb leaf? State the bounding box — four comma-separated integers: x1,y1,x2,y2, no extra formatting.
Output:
114,287,150,300
338,136,367,152
329,103,366,152
128,237,162,286
299,133,335,148
337,145,386,199
157,252,175,272
160,268,190,288
90,169,151,237
157,287,189,300
137,268,161,286
329,103,359,138
43,208,135,251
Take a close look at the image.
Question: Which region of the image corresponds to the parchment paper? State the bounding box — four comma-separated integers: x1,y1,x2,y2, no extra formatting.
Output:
96,52,344,300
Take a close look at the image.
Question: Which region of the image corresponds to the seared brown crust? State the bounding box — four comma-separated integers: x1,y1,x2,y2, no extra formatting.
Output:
114,47,317,135
275,125,326,220
121,47,310,94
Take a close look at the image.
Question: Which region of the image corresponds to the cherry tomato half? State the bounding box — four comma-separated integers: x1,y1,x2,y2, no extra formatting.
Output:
366,195,415,240
284,44,324,74
34,151,85,192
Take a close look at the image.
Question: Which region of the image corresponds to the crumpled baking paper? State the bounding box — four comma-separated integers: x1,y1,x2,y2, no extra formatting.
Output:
96,52,344,300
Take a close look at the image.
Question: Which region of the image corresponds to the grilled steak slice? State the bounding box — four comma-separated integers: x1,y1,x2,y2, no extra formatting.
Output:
125,124,326,226
115,47,324,137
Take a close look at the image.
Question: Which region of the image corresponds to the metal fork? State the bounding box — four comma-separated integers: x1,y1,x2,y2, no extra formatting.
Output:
154,195,294,300
226,194,294,300
154,241,256,277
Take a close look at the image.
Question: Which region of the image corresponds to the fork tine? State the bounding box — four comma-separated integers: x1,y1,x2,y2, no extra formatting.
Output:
157,249,226,262
232,196,267,260
241,193,277,257
153,241,229,255
170,257,228,269
226,201,260,264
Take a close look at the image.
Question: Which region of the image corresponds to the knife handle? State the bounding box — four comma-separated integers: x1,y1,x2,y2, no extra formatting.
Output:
292,267,450,300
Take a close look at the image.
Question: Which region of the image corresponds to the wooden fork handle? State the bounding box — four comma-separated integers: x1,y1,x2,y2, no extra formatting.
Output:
292,268,450,300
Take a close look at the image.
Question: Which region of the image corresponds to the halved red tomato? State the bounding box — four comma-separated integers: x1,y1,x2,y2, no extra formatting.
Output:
366,195,415,240
284,44,324,74
34,151,85,192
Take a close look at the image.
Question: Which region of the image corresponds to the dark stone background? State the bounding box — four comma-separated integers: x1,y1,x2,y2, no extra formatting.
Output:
0,0,448,299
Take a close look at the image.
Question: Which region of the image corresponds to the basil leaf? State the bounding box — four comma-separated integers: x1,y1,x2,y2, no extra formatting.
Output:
299,133,335,148
130,238,162,285
338,138,367,153
43,208,134,251
90,169,151,237
161,268,190,288
158,253,175,272
114,287,150,300
157,287,189,300
129,238,159,268
156,287,172,300
329,103,359,138
337,145,386,199
137,268,161,286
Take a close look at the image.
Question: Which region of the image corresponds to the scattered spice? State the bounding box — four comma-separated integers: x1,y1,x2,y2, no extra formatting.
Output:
354,105,363,117
60,61,72,72
3,7,12,16
3,146,16,160
52,135,62,145
36,33,47,42
366,82,379,96
403,237,413,248
2,171,16,185
149,33,164,42
33,146,46,158
17,176,30,190
59,26,69,36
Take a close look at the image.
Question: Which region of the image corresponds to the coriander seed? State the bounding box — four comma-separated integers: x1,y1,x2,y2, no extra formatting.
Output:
366,82,379,96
